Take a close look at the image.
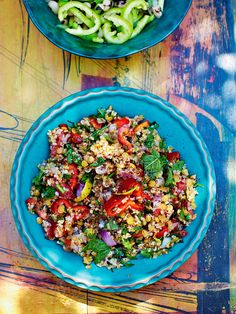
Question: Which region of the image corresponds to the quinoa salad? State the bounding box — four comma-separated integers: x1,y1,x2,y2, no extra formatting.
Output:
47,0,165,44
26,107,198,270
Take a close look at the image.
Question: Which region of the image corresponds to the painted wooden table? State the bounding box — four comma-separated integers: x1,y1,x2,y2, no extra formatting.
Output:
0,0,235,313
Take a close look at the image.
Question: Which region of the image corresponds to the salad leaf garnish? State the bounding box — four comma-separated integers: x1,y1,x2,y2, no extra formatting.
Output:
140,151,167,179
43,186,56,199
82,238,110,264
91,157,106,167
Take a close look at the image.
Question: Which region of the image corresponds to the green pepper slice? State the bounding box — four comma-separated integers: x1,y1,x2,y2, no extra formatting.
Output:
122,0,148,21
131,14,154,38
58,1,101,36
102,15,132,44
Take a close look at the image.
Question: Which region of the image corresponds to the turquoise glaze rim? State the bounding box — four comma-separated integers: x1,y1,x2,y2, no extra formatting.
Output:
23,0,192,59
10,87,216,292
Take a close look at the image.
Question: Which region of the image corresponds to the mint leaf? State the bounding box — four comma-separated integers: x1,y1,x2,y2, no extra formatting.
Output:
144,133,154,149
43,186,56,198
140,151,166,179
32,171,44,186
172,160,185,171
82,238,110,264
165,168,174,186
140,248,154,258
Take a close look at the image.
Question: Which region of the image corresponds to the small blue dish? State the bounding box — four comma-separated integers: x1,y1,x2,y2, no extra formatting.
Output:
23,0,192,59
10,87,216,292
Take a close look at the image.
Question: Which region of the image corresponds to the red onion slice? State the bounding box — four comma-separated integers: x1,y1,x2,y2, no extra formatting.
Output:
99,230,116,247
76,182,85,197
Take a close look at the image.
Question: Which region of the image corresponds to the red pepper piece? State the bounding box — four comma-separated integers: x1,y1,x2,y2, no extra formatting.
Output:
113,117,129,128
64,238,72,248
70,132,82,144
51,199,72,214
89,117,102,129
118,125,133,151
59,124,68,129
104,195,127,217
166,152,180,162
153,208,161,216
46,221,57,240
118,178,151,200
120,200,144,211
155,226,169,238
133,231,143,238
58,182,75,199
68,163,78,190
132,120,150,134
73,205,90,220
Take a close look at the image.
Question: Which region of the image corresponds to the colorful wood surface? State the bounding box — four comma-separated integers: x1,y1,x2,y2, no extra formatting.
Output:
0,0,235,313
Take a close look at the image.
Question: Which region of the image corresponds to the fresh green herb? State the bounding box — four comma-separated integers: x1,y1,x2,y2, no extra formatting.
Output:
64,144,81,165
121,224,128,235
82,238,110,264
91,157,106,167
67,120,79,132
120,261,134,267
96,108,106,119
145,200,152,206
148,122,159,131
104,135,114,143
106,219,119,231
132,226,143,232
172,160,185,171
63,174,72,179
165,168,174,186
122,240,133,250
107,172,115,178
113,247,124,258
58,0,69,6
90,125,109,141
55,184,65,194
144,133,155,149
140,248,154,258
159,139,168,151
43,186,56,199
81,172,94,183
140,151,167,179
32,171,44,186
194,182,205,188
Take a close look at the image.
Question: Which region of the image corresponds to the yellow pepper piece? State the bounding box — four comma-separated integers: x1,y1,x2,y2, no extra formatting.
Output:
115,187,137,195
75,180,93,202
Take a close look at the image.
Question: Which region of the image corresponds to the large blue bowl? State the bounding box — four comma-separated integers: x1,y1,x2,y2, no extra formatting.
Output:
23,0,192,59
10,87,216,292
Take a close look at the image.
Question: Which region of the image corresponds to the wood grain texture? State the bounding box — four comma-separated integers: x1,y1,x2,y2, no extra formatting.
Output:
0,0,235,313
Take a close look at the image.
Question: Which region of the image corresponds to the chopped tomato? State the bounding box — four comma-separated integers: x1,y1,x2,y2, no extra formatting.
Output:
36,208,48,220
73,205,89,219
70,132,82,144
113,117,129,128
50,130,69,157
89,117,102,129
51,199,72,214
155,226,168,238
132,120,150,134
176,181,186,191
68,163,78,190
64,238,72,248
166,152,180,162
58,182,75,199
118,125,133,151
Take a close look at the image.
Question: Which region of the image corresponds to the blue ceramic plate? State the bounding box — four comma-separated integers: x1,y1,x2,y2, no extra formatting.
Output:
10,87,216,292
23,0,192,59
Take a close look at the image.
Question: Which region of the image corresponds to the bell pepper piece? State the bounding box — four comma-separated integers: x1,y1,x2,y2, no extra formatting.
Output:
132,120,150,134
113,117,129,128
118,178,151,200
104,195,127,217
131,15,154,39
69,7,94,28
155,226,168,238
75,179,93,202
51,199,72,214
89,117,102,129
118,125,133,151
122,0,148,21
58,2,102,36
102,15,132,44
73,205,90,219
68,163,78,190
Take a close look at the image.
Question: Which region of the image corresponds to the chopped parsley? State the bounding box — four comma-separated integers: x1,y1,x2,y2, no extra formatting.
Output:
140,248,154,258
64,144,81,165
144,133,155,149
91,157,106,167
43,186,56,198
82,238,110,264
